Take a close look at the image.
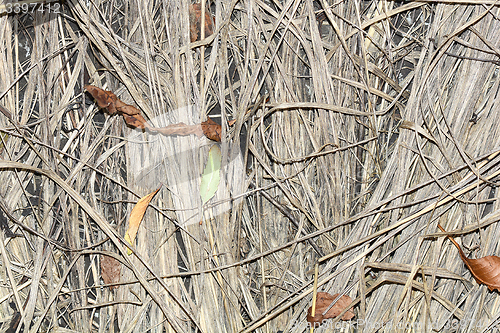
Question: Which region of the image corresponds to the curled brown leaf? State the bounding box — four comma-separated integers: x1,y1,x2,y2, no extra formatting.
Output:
307,292,355,324
201,118,221,142
122,113,151,130
85,85,120,115
85,85,221,141
438,223,500,292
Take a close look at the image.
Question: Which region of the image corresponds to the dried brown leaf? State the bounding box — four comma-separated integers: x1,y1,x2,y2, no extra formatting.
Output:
84,85,120,115
438,223,500,292
85,85,222,141
117,103,140,116
189,3,215,43
307,292,355,323
100,254,121,290
124,187,161,255
201,118,221,142
122,113,151,130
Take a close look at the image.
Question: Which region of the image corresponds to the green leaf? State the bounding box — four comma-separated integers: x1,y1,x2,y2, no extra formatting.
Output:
200,144,221,205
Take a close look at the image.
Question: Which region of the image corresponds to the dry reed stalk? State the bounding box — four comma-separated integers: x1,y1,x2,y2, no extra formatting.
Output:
2,1,500,332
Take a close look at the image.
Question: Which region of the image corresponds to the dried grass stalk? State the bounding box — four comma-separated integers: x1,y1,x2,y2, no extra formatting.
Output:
1,1,500,332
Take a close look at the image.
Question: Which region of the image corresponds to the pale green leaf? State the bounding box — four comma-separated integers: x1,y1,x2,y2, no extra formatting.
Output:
200,144,221,205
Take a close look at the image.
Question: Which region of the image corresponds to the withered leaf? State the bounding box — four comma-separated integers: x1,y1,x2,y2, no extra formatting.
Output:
438,223,500,292
189,3,215,43
462,255,500,291
123,113,151,130
100,254,121,290
155,122,204,137
307,292,355,323
85,85,222,141
202,118,221,142
124,187,161,255
85,85,120,115
117,103,140,116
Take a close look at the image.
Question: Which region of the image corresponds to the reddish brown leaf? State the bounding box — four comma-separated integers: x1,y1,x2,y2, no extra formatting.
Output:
201,118,221,142
438,223,500,291
463,255,500,291
85,85,222,141
122,113,151,130
85,85,120,115
100,254,121,290
114,98,127,109
117,103,140,116
307,292,355,324
189,3,215,43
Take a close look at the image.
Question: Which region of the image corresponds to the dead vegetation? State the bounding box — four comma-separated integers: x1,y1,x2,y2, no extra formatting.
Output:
1,0,500,332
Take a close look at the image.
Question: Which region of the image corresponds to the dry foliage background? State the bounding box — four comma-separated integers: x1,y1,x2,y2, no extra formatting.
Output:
1,0,500,332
